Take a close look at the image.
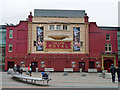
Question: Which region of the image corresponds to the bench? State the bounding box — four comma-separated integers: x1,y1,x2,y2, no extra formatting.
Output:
64,68,73,72
63,68,73,76
11,74,52,86
44,68,54,72
88,69,97,73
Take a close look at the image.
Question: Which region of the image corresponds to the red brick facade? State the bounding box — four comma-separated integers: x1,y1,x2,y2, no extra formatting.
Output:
5,12,118,72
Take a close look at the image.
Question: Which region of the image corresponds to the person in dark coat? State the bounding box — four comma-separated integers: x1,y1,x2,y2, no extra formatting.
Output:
110,64,117,83
117,66,120,82
41,72,48,79
13,64,17,73
17,65,20,73
17,64,23,74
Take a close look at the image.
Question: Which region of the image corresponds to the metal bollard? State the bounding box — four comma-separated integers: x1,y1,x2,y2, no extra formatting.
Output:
63,72,68,76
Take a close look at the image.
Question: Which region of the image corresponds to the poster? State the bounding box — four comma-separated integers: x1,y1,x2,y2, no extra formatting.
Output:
73,27,80,51
36,27,44,51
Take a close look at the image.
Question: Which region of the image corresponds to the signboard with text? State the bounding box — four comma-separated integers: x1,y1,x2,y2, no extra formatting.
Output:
45,41,72,51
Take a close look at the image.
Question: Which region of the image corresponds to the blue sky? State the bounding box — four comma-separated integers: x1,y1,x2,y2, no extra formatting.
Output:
0,0,119,27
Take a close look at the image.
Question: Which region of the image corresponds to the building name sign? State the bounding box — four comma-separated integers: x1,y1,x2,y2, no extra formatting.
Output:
45,41,72,51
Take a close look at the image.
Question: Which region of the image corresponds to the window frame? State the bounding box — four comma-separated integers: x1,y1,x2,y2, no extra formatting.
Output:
56,25,61,30
80,41,83,47
63,25,68,30
9,30,13,39
50,25,54,30
106,34,110,41
105,44,112,52
9,43,12,52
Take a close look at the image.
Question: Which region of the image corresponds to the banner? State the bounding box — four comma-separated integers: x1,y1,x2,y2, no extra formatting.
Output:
36,27,44,51
73,27,80,51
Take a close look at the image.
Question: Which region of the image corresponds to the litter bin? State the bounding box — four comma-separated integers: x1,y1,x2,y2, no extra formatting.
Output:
79,68,82,73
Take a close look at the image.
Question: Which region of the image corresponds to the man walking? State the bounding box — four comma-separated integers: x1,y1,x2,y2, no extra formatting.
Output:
117,66,120,83
110,64,117,83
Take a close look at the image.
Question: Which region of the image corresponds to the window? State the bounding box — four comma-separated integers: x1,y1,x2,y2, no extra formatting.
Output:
56,25,61,30
9,30,13,38
9,43,12,52
2,47,5,57
50,25,54,30
105,44,112,52
80,41,83,47
106,34,110,41
63,25,68,30
34,41,36,46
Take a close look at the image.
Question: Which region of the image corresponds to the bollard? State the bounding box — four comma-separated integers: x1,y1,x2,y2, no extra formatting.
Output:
79,68,82,73
81,73,86,77
63,72,68,76
36,68,38,72
26,71,30,75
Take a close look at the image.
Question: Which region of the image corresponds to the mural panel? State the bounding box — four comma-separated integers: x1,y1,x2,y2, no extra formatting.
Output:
73,27,80,51
36,27,44,51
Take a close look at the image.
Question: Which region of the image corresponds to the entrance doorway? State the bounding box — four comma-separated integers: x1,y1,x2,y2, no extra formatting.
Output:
7,61,14,70
89,61,95,68
31,62,38,72
79,62,85,72
104,59,113,72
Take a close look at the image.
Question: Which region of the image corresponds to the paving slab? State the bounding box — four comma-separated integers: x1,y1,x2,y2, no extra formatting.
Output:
1,72,119,88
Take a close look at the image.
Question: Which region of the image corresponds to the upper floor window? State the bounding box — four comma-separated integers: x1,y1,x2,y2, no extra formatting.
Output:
63,25,68,30
50,25,54,30
106,34,110,41
9,43,12,52
9,30,13,38
80,41,83,47
105,44,111,52
56,25,61,30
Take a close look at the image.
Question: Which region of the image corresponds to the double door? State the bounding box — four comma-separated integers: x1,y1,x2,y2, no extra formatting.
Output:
79,62,85,72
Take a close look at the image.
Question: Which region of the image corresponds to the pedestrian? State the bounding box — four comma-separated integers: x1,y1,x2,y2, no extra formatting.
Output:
41,72,48,79
28,64,32,76
17,64,23,74
17,64,20,73
13,64,17,73
117,66,120,83
110,64,117,83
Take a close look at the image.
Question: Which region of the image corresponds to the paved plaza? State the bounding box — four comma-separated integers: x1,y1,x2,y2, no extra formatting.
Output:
1,72,120,88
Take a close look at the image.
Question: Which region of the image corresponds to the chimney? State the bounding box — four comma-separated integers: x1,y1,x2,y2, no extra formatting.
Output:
84,13,89,23
28,12,33,22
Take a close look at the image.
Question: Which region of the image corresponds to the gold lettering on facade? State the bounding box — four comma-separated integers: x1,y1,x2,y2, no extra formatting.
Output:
61,45,64,48
49,45,51,48
53,45,56,48
65,45,68,48
57,45,60,48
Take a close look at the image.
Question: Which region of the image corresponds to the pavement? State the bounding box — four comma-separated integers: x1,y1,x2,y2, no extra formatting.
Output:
1,72,120,89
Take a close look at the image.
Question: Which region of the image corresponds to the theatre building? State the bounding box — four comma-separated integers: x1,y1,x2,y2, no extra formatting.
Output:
5,9,119,72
